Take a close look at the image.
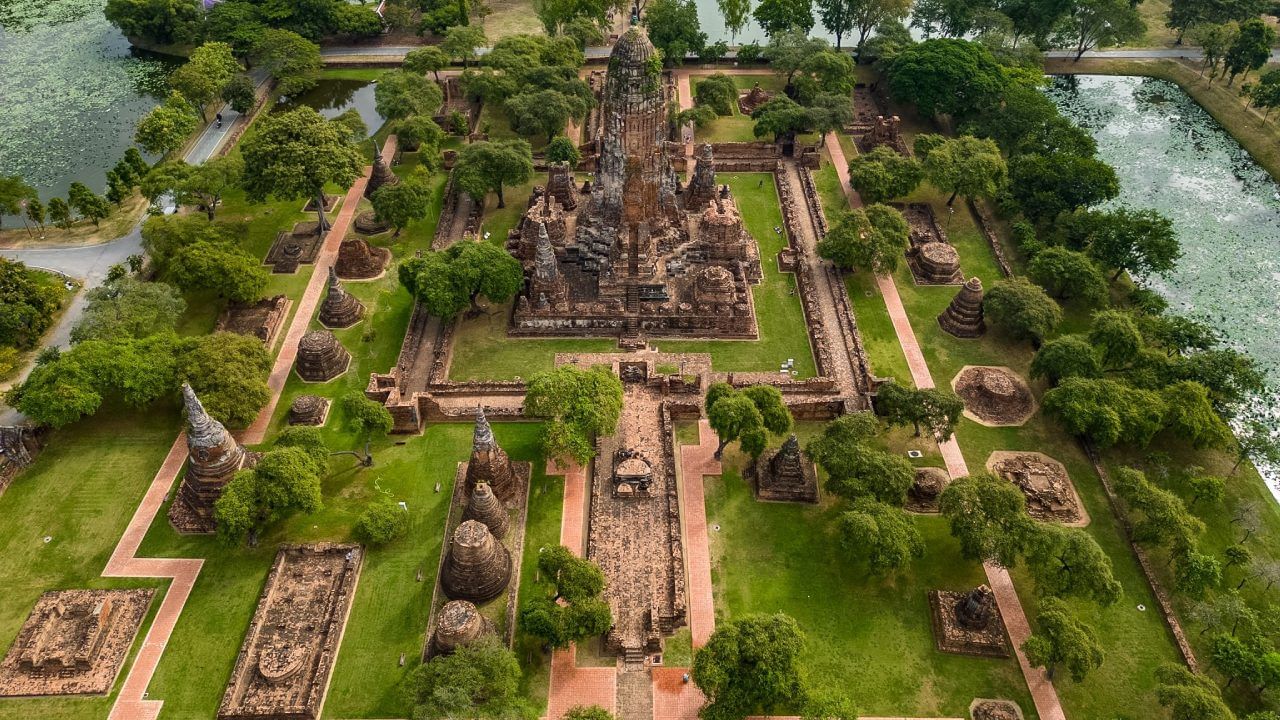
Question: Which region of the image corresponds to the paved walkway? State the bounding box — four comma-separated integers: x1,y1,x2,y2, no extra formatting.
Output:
825,137,1067,720
678,419,719,648
99,140,390,720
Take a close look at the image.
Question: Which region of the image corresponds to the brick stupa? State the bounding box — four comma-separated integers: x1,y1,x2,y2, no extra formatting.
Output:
318,267,365,329
441,520,512,604
169,384,252,533
465,406,517,501
938,276,986,338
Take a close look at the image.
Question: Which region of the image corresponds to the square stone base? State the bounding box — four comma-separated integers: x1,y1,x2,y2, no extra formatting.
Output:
745,459,819,504
928,590,1010,658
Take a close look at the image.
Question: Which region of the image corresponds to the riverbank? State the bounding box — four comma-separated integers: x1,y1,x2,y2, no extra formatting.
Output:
1045,57,1280,183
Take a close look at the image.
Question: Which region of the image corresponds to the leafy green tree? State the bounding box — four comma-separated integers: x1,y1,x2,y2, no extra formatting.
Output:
1024,524,1122,605
1192,589,1258,638
71,278,185,343
406,637,529,718
807,414,915,505
135,91,199,156
1212,633,1262,690
939,472,1032,567
1055,0,1145,60
751,95,813,143
143,155,244,220
399,241,524,318
453,139,534,208
0,175,37,230
752,0,815,37
984,277,1063,345
371,174,433,236
1028,247,1108,306
909,0,987,37
47,198,72,229
887,39,1007,118
644,0,706,63
875,381,964,439
520,545,612,648
1022,598,1104,682
1113,467,1205,552
25,198,45,229
1232,418,1280,474
918,134,1006,205
169,239,268,303
1088,310,1143,368
763,30,830,88
339,392,394,466
693,614,809,720
0,258,62,350
965,83,1097,158
839,498,925,572
1030,335,1103,385
240,107,364,231
405,45,452,83
1161,381,1233,449
1225,18,1276,85
375,69,445,121
506,89,588,143
546,136,582,166
524,365,624,465
170,42,242,119
695,73,739,116
222,73,257,114
355,495,409,544
1044,378,1165,447
1167,0,1262,44
705,383,793,459
563,706,615,720
104,0,202,46
791,50,857,104
1008,153,1119,223
442,25,488,68
718,0,753,44
176,332,272,428
818,203,910,274
846,145,924,203
1192,22,1240,82
215,444,326,544
332,3,383,38
1086,207,1180,282
394,117,446,158
67,182,111,226
1176,549,1223,598
251,29,322,96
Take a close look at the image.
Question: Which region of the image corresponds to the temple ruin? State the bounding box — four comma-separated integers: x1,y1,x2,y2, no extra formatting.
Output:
952,366,1035,427
906,466,950,513
169,383,255,534
288,394,331,426
335,238,390,280
987,451,1088,526
441,520,512,604
507,27,762,347
318,268,365,329
0,589,154,697
748,434,819,503
465,406,518,501
972,699,1026,720
938,277,986,338
363,151,399,199
928,585,1011,658
295,330,351,382
215,295,290,347
218,544,362,720
428,600,494,657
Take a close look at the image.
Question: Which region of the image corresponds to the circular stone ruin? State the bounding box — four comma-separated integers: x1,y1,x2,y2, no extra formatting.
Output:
353,210,390,236
441,519,512,604
950,365,1035,426
287,394,331,426
906,467,949,513
970,699,1024,720
430,599,494,656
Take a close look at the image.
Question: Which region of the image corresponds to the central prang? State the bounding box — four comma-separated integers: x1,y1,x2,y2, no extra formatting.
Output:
507,26,763,347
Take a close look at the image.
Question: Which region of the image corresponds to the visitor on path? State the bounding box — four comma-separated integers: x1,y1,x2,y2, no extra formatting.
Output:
216,113,223,128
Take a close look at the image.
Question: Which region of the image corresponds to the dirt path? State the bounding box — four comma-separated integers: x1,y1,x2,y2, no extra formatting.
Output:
825,135,1067,720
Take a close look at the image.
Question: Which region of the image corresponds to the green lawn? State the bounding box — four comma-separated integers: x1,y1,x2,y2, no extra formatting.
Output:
704,440,1037,717
689,74,768,144
447,173,818,380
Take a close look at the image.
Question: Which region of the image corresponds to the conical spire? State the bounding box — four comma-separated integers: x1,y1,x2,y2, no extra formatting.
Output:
182,382,227,450
533,223,558,281
473,405,495,450
319,266,365,329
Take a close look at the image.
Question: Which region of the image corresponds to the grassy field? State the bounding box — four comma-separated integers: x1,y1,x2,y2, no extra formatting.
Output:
689,74,784,144
447,173,818,380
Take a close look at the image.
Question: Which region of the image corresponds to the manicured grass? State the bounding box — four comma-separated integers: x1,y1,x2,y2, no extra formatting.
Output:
478,105,547,152
689,74,784,144
514,460,566,711
704,443,1037,717
447,173,818,380
0,407,180,720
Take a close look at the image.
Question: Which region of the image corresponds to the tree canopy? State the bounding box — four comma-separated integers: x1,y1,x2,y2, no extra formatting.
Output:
453,139,534,208
916,134,1006,205
135,91,200,156
846,145,924,204
839,498,925,572
399,241,524,319
693,613,810,720
644,0,706,62
215,442,326,544
939,472,1032,567
406,636,529,719
1022,598,1105,682
875,380,964,439
984,277,1063,345
817,203,910,274
71,277,185,343
0,258,63,350
524,365,624,465
705,383,794,459
887,39,1008,118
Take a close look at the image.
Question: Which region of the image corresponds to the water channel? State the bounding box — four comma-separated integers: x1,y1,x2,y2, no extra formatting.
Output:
1047,74,1280,492
0,0,176,209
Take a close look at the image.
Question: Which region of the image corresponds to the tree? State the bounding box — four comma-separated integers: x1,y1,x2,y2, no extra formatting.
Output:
563,706,615,720
1054,0,1145,60
1232,419,1280,474
520,546,612,648
1085,207,1180,282
340,392,393,466
371,175,433,236
839,498,925,572
524,365,624,465
965,83,1097,158
644,0,706,63
0,258,62,349
807,414,915,505
405,46,452,83
395,117,446,157
1168,0,1263,44
214,444,326,544
355,497,409,544
939,472,1032,567
506,89,588,143
135,91,199,156
1021,598,1104,682
375,69,445,122
846,0,912,53
169,42,241,119
240,107,364,231
1044,378,1165,447
718,0,753,44
752,0,815,37
984,277,1063,345
1008,153,1119,223
910,0,989,37
47,198,71,230
875,381,963,439
1027,247,1108,306
407,637,528,718
176,332,273,428
222,73,257,114
1225,18,1276,85
695,73,739,116
1192,589,1257,637
546,136,581,166
104,0,202,46
1088,309,1143,368
251,29,322,96
1161,381,1233,449
918,134,1006,205
818,204,910,274
442,25,488,68
399,241,524,318
1113,467,1204,552
1212,634,1263,691
751,95,813,143
169,240,268,303
1030,335,1102,385
693,614,809,720
1176,549,1224,598
705,383,793,459
847,145,923,203
1024,524,1122,605
0,176,37,230
71,278,184,343
764,30,831,88
887,39,1008,119
144,155,244,220
453,139,534,209
66,183,110,226
333,3,384,38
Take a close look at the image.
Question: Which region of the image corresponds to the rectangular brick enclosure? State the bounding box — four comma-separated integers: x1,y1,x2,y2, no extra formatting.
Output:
218,543,363,720
0,588,155,697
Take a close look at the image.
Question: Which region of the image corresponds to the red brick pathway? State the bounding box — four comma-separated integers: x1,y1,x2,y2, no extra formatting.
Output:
652,667,705,720
825,136,1068,720
102,140,395,720
678,419,719,649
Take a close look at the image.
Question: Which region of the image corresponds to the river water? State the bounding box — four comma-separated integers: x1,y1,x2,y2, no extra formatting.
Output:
1047,74,1280,493
0,0,175,210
